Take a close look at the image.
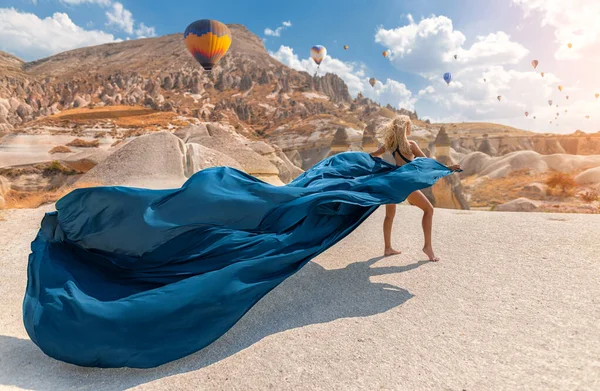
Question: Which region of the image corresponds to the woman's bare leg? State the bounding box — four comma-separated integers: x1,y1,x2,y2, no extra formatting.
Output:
383,204,401,256
406,191,439,261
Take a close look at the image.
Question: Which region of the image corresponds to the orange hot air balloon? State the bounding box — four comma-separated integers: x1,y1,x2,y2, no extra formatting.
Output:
184,19,232,71
585,115,590,119
531,60,538,69
566,95,569,100
558,86,563,92
382,50,389,58
343,45,349,50
595,93,599,99
568,43,572,48
525,111,529,117
541,72,545,77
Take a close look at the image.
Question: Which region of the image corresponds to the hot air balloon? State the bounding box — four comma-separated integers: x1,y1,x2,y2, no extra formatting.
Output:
568,43,572,48
310,45,327,67
369,78,377,87
525,112,529,117
558,86,563,92
443,72,452,85
556,104,558,107
382,50,389,58
531,60,538,69
550,121,552,123
534,116,536,119
557,113,559,116
497,95,502,102
585,115,590,119
454,54,458,60
595,93,599,99
343,45,348,50
566,95,569,100
541,72,545,77
184,19,232,71
565,109,567,113
483,78,486,82
548,100,553,106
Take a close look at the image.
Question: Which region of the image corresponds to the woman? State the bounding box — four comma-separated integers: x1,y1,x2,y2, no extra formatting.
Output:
369,115,462,261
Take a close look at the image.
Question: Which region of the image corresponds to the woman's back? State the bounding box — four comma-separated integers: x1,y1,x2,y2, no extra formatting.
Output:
391,144,414,167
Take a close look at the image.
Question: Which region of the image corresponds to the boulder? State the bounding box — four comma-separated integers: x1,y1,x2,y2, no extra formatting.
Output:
184,143,243,177
195,123,279,177
78,131,187,188
521,182,546,196
575,166,600,186
173,124,210,143
0,175,9,208
72,95,88,108
460,152,493,176
284,149,303,169
495,197,541,212
16,103,33,120
61,149,110,173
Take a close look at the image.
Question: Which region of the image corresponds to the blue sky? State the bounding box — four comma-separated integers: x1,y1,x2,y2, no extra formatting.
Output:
0,0,599,133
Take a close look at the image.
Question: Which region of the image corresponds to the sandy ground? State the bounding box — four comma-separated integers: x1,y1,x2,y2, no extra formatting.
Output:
0,205,599,391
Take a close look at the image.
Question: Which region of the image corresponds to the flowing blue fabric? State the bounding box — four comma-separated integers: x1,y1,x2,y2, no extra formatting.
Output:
23,152,454,368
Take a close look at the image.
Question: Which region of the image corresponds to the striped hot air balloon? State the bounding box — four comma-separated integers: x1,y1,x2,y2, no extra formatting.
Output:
310,45,327,67
184,19,232,71
369,77,377,87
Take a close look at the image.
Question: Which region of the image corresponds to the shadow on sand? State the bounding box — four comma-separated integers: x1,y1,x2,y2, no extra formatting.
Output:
0,256,429,391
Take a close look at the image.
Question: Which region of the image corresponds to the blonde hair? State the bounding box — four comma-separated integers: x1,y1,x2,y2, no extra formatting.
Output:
378,115,412,158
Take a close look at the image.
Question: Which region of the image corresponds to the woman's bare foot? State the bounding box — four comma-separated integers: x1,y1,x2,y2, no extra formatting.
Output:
384,247,402,256
422,245,440,262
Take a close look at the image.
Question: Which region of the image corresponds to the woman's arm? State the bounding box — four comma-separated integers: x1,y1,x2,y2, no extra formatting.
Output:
369,145,387,157
409,141,462,171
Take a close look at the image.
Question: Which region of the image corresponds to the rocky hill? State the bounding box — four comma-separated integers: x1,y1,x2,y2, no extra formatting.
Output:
2,24,600,213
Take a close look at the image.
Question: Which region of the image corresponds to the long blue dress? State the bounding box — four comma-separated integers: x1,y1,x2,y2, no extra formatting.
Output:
23,152,455,368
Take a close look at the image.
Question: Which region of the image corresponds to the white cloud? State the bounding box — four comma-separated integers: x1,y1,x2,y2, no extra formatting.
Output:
375,15,528,77
512,0,600,61
416,66,598,132
0,7,119,61
264,20,292,37
374,13,599,133
59,0,155,38
135,22,156,38
269,45,416,111
60,0,112,5
105,2,133,34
